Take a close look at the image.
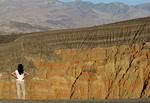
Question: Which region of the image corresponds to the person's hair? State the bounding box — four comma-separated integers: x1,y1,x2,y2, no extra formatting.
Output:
17,64,24,75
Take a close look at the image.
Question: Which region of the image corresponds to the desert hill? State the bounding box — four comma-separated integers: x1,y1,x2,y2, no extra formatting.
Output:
0,17,150,99
0,0,150,34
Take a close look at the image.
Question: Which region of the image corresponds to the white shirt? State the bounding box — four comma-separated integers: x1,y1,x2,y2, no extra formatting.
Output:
15,70,24,81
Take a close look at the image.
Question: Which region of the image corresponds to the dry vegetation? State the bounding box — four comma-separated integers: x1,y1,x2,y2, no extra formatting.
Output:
0,17,150,100
0,17,150,69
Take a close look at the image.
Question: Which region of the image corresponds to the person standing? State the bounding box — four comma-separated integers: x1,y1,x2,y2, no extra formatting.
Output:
11,64,29,100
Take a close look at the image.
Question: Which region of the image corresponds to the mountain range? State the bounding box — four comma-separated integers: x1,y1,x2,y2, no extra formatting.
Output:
0,0,150,34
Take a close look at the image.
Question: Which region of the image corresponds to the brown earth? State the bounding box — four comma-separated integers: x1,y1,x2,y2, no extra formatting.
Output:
0,17,150,100
0,44,150,100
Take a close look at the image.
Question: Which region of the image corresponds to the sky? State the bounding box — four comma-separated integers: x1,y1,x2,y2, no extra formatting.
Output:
60,0,150,5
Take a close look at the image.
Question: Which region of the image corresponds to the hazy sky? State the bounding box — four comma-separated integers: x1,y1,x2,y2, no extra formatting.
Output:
61,0,150,5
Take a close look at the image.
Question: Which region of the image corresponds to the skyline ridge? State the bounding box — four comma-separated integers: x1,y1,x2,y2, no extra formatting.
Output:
61,0,150,5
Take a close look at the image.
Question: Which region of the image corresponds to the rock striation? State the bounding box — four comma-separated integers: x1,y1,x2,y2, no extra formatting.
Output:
0,17,150,99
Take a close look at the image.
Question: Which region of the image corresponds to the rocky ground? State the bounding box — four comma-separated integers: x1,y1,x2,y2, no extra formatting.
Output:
0,99,150,103
0,17,150,100
0,98,150,103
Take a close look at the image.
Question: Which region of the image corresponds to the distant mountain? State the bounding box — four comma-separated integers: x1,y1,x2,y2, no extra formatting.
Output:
0,0,150,34
135,3,150,11
94,2,129,15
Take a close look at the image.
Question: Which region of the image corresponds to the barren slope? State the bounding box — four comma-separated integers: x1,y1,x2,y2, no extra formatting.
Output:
0,17,150,99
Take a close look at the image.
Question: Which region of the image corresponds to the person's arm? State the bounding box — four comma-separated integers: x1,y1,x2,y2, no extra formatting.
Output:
24,71,30,79
11,71,17,79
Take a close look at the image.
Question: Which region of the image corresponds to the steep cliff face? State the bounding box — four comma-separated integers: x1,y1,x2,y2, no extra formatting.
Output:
0,17,150,100
0,43,149,99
